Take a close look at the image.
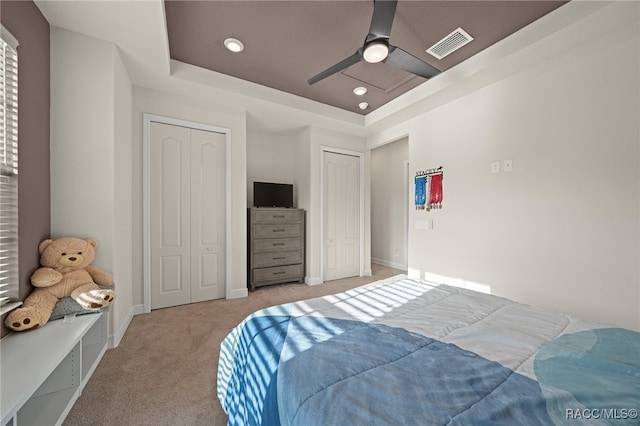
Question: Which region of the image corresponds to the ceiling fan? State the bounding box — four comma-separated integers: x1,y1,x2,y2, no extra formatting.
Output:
308,0,441,85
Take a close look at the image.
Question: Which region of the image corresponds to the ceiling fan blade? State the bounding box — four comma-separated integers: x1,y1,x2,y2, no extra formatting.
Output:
367,0,397,41
386,45,440,79
308,50,363,85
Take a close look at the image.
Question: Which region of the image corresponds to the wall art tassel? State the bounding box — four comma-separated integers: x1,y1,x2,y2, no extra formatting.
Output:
428,173,443,210
415,167,444,211
415,175,426,210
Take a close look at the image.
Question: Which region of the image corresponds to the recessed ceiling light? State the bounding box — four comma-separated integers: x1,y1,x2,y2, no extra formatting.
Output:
224,38,244,53
353,87,367,96
358,102,369,110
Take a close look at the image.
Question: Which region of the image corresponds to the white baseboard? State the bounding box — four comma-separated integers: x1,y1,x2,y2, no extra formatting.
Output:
109,313,128,349
423,271,492,294
407,268,422,280
229,288,248,299
133,304,145,316
372,257,407,271
110,304,143,348
306,276,323,286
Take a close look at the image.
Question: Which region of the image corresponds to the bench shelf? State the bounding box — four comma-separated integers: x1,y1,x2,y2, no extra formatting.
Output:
1,312,107,426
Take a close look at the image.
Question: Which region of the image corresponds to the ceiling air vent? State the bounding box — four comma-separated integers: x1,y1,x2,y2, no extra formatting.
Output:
426,27,474,60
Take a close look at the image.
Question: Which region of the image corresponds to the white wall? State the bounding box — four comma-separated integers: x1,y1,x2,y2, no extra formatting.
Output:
132,86,248,301
50,27,133,342
371,137,408,269
369,2,640,330
50,28,115,262
246,129,296,206
112,41,134,345
293,127,313,282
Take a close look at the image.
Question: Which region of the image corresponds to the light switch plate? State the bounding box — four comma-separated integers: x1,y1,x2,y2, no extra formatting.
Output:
503,159,513,172
416,219,434,230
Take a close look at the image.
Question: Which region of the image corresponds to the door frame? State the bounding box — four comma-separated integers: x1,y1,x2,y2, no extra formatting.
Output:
142,113,232,313
320,146,365,282
403,160,410,270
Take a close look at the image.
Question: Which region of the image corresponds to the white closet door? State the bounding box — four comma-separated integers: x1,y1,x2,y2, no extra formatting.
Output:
150,122,226,309
150,123,191,309
189,128,226,302
323,151,360,281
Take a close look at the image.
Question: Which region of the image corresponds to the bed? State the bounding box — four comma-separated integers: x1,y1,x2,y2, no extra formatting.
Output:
217,275,639,425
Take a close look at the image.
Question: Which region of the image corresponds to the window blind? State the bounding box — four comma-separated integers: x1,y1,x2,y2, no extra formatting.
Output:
0,26,19,313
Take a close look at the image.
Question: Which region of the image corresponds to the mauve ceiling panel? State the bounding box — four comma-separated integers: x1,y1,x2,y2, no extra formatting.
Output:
165,0,568,114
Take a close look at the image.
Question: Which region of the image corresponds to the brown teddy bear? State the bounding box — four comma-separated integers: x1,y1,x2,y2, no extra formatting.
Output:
5,237,115,331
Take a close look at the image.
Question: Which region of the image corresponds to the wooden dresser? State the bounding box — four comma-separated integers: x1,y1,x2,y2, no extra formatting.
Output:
248,207,305,291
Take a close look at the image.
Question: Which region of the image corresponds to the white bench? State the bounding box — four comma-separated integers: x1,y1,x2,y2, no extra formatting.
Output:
1,312,107,426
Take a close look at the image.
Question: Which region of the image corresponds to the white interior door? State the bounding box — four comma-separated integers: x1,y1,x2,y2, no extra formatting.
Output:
150,123,190,309
150,122,225,309
323,151,360,281
190,128,226,303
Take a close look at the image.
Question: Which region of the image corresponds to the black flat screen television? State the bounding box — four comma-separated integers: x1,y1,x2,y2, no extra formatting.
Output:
254,182,294,208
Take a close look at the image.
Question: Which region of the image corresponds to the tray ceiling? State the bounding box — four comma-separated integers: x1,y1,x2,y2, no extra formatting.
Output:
166,0,568,115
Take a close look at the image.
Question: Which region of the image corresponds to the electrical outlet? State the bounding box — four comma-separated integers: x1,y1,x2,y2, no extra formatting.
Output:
503,159,513,172
491,162,500,174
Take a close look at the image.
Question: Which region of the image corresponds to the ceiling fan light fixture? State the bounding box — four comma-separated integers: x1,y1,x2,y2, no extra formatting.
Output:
363,41,389,63
353,86,368,96
358,102,369,110
224,37,244,53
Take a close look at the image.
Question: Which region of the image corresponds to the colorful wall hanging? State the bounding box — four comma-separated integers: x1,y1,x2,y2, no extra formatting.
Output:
415,167,443,211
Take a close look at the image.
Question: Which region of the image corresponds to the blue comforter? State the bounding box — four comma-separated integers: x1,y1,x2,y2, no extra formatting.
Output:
218,277,640,425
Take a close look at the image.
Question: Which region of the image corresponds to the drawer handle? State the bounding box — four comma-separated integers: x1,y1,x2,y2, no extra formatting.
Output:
273,256,285,260
273,271,286,275
272,229,285,232
272,243,285,246
273,215,285,218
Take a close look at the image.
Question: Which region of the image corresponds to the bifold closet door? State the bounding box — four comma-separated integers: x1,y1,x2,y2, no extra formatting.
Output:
323,151,360,281
150,122,226,310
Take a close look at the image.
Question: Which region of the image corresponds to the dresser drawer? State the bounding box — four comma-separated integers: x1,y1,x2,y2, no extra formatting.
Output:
252,209,303,224
254,238,303,252
253,223,303,239
253,250,302,268
253,264,303,283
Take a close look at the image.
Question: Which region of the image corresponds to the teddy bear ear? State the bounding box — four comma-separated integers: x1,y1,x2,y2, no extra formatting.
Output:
86,238,98,249
38,239,53,254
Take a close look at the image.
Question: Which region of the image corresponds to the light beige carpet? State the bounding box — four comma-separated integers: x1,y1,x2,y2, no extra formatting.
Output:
63,264,404,426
